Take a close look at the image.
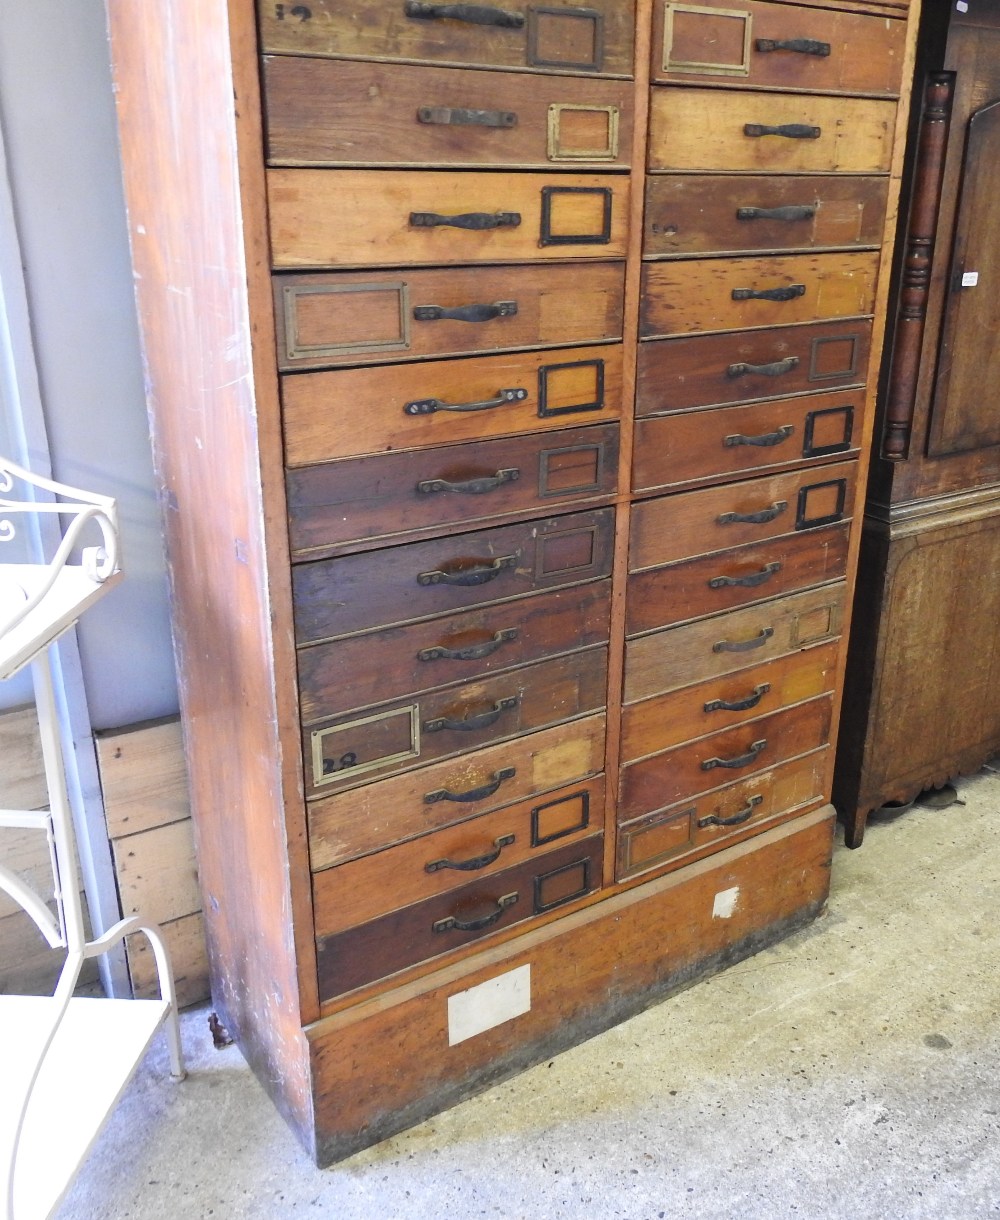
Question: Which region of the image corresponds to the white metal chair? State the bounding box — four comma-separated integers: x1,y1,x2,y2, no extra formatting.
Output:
0,456,184,1220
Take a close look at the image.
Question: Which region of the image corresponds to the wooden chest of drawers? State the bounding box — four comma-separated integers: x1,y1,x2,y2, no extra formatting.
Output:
107,0,918,1165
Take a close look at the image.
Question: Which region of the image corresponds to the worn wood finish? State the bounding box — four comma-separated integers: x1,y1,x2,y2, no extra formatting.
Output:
96,719,191,838
126,911,209,1010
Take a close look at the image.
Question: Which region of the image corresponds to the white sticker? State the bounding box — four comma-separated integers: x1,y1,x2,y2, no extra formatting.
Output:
447,964,531,1046
712,886,740,919
962,270,979,287
957,1,969,11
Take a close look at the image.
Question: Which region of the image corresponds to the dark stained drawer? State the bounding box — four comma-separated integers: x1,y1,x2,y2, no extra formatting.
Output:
287,422,620,558
648,87,896,173
626,522,850,633
652,0,907,95
268,169,629,268
303,647,607,796
298,580,612,721
313,778,604,933
264,57,633,170
643,175,889,258
640,252,879,339
629,461,858,567
293,507,615,643
635,320,871,416
282,344,624,465
258,0,636,78
619,695,833,820
274,263,625,370
316,833,604,1000
307,714,606,864
633,388,863,493
620,639,838,761
623,583,845,703
617,751,826,882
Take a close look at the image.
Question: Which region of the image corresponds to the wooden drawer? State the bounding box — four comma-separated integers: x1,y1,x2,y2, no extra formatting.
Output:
264,57,633,170
626,522,849,632
292,507,615,643
633,389,862,493
303,647,607,796
619,695,832,820
648,87,896,173
313,778,604,934
258,0,636,78
315,833,604,1000
287,422,620,558
307,713,606,864
620,639,838,760
636,320,870,416
623,582,845,703
617,751,826,881
652,0,907,95
274,264,624,370
640,252,879,339
268,169,629,268
297,581,612,721
643,175,889,258
630,460,858,567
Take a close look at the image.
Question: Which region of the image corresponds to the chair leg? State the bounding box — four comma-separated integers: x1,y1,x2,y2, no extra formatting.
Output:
842,805,868,850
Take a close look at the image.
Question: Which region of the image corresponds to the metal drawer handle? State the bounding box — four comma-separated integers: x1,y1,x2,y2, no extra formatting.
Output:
736,205,817,222
413,301,518,324
709,562,781,590
433,892,519,933
744,123,821,140
425,833,516,873
417,468,520,496
732,284,806,303
405,387,528,415
723,425,794,449
404,0,525,28
755,37,830,56
698,794,764,828
410,211,521,230
418,628,519,662
424,695,519,733
417,554,516,586
418,106,518,128
425,766,516,804
718,501,788,525
713,627,774,654
704,683,771,714
701,739,767,771
728,357,799,379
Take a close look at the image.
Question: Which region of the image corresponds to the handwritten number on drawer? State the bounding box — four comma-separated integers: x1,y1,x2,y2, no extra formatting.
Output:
274,4,312,18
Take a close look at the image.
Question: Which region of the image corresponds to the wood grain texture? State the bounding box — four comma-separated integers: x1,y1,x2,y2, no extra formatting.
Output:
111,819,201,927
126,910,210,1009
96,719,191,838
0,705,45,813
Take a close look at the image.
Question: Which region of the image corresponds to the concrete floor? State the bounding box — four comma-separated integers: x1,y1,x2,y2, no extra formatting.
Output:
57,767,1000,1219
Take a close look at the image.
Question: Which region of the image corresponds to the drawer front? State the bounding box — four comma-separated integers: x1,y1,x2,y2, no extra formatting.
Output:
616,750,826,881
303,647,608,796
274,264,625,370
648,87,896,173
287,422,620,558
626,522,850,632
620,638,839,761
307,713,606,865
258,0,636,78
264,57,633,170
643,175,889,258
297,580,612,721
623,582,845,703
641,252,879,339
652,0,907,95
313,778,605,934
282,344,624,465
630,460,858,567
633,389,863,493
315,833,604,1000
636,320,871,416
268,169,630,268
619,695,832,819
292,507,615,643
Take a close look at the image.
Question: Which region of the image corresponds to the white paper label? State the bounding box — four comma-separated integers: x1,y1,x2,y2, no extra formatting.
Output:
712,886,740,919
962,270,979,287
956,1,969,12
447,964,531,1046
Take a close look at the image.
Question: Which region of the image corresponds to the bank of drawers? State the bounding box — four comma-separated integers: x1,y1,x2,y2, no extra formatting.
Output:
259,2,634,999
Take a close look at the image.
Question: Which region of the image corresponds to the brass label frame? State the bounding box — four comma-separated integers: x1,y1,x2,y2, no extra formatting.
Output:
527,6,604,72
808,333,862,382
803,404,855,457
282,281,410,362
538,442,606,498
531,789,591,847
796,478,848,531
546,103,620,162
537,357,606,418
310,704,420,788
663,2,752,77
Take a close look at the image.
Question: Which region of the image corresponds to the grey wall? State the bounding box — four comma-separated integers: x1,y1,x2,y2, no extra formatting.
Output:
0,1,178,727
